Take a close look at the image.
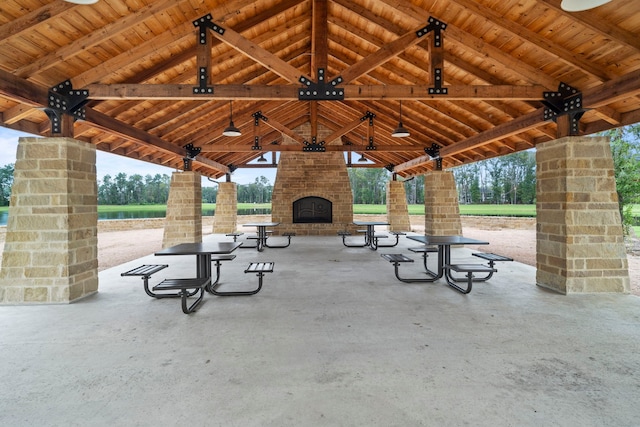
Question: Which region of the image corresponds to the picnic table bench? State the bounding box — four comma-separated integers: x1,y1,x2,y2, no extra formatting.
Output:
121,264,199,299
381,254,438,283
408,245,438,276
208,262,274,296
152,277,208,314
444,263,497,294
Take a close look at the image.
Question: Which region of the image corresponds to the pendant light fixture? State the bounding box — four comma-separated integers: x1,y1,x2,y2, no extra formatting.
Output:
222,101,241,137
257,153,267,162
391,101,410,138
560,0,611,11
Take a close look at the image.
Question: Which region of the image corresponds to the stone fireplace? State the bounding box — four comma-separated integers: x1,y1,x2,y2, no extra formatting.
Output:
271,125,355,236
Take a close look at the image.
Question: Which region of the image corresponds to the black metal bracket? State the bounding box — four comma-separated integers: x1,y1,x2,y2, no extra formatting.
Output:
192,14,225,38
303,136,326,152
252,112,266,150
385,164,395,173
417,17,448,95
183,143,201,171
253,111,268,124
416,17,447,46
193,67,214,94
47,80,89,134
425,143,442,170
299,68,345,100
428,68,447,95
360,111,376,150
184,143,201,159
192,14,224,95
227,164,237,173
542,82,585,136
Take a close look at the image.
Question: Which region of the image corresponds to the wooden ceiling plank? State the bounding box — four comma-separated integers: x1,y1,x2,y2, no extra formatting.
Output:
71,0,280,87
0,1,74,43
538,0,640,52
450,0,611,81
85,107,228,173
258,114,307,145
208,18,309,84
15,0,181,79
337,25,434,85
374,0,560,89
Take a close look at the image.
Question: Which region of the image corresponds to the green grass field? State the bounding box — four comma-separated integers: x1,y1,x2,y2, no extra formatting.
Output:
1,204,639,234
354,204,537,216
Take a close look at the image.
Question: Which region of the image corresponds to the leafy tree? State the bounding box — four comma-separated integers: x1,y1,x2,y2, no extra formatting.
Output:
453,150,535,205
606,125,640,231
348,168,390,204
236,176,273,203
404,176,423,204
0,163,14,206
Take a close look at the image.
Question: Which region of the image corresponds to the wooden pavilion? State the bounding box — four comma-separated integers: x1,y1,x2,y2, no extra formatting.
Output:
0,0,638,302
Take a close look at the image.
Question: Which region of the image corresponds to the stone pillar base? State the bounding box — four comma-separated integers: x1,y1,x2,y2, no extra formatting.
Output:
424,171,462,235
386,180,411,231
0,137,98,304
213,182,238,234
163,171,202,248
536,136,630,293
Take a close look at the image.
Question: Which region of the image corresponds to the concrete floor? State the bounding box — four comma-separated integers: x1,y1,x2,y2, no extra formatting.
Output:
1,233,639,426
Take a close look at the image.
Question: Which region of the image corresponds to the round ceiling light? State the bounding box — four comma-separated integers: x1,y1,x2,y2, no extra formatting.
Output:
64,0,99,4
560,0,611,12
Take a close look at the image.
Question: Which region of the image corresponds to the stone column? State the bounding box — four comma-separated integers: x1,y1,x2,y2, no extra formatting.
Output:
213,182,237,234
424,170,462,235
386,180,411,231
536,136,630,293
0,137,98,304
162,171,202,248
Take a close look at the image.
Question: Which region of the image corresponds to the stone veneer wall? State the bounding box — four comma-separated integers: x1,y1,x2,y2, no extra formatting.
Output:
271,124,355,236
536,136,629,293
212,182,237,234
272,151,355,235
0,137,98,304
162,171,202,248
386,180,411,231
423,170,462,235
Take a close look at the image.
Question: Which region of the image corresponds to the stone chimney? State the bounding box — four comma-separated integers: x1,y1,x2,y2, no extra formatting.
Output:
271,124,355,236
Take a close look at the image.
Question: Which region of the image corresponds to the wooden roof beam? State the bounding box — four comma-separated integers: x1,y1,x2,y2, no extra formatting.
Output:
84,83,545,101
199,144,425,153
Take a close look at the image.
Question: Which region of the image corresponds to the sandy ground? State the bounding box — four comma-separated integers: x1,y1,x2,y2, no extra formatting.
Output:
0,226,638,295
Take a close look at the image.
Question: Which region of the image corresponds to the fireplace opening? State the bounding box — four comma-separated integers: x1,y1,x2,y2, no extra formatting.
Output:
293,197,332,223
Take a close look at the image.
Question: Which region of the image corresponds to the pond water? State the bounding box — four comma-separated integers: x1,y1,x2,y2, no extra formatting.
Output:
0,208,272,225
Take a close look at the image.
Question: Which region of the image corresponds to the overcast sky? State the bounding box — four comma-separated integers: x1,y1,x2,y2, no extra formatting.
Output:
0,127,275,186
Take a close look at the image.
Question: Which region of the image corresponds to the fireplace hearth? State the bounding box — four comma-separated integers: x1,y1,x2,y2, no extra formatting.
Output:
293,197,332,223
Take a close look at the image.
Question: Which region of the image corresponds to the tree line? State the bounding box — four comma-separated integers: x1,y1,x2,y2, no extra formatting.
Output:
453,150,536,205
0,125,637,215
